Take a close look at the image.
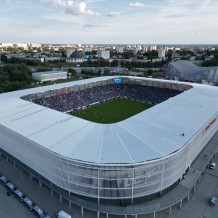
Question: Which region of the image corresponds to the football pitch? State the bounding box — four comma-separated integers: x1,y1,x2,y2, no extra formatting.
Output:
71,98,153,124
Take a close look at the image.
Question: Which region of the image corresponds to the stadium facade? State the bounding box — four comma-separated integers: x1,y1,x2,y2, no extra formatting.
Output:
167,60,218,84
1,76,218,208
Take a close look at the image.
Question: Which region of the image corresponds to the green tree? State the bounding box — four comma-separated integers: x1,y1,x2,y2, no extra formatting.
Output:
0,63,32,92
104,68,111,75
68,68,77,76
36,66,52,72
122,51,134,59
111,60,119,67
1,54,8,63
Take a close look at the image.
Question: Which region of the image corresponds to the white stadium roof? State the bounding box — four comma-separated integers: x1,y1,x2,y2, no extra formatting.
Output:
1,76,218,165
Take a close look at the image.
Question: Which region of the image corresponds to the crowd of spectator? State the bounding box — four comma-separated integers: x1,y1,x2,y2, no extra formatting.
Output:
33,84,181,113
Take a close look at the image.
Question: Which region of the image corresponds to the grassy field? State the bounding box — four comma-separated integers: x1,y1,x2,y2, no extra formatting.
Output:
71,98,153,124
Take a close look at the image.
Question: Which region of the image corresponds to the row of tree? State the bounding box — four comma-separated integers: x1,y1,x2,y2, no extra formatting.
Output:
202,58,218,67
80,59,166,69
201,50,218,67
0,64,32,93
81,69,101,76
121,59,166,69
1,55,41,66
80,59,111,67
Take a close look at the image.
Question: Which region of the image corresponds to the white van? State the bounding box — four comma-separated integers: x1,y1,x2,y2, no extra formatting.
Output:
56,210,72,218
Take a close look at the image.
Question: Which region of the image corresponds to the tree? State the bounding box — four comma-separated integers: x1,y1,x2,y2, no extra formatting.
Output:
143,50,158,60
81,69,94,75
167,52,172,62
1,54,8,63
147,61,154,68
104,68,110,75
0,63,32,93
122,51,134,59
111,60,119,67
202,58,218,67
36,66,52,72
147,69,153,76
68,68,77,76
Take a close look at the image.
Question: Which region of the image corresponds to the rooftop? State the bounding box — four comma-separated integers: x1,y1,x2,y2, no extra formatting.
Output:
32,70,67,75
1,77,218,165
169,60,217,76
70,51,84,59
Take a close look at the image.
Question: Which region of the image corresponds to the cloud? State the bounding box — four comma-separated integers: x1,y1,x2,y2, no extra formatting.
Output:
41,0,64,6
82,24,106,28
129,2,145,8
157,0,212,20
81,23,107,31
1,0,218,44
41,0,100,16
195,31,202,35
199,0,210,11
107,12,120,17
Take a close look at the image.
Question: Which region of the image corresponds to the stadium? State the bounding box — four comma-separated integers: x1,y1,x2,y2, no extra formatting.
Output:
1,76,218,211
166,60,218,83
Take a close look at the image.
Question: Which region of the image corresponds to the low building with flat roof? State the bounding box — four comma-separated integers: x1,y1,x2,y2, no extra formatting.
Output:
32,70,67,82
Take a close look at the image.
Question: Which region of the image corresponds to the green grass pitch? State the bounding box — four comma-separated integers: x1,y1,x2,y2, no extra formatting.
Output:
71,98,153,124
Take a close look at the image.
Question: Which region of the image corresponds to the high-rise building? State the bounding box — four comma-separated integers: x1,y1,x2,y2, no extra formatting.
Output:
148,45,157,51
133,47,141,55
142,46,148,52
97,49,110,59
1,43,14,47
158,48,166,58
116,46,124,53
15,43,28,49
29,43,42,48
83,47,92,55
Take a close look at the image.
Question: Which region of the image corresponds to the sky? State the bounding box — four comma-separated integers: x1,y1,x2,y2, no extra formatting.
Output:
0,0,217,44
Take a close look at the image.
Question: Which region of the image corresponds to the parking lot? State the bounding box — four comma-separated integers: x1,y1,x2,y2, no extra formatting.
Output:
0,154,218,218
168,155,218,218
0,155,99,218
0,183,35,218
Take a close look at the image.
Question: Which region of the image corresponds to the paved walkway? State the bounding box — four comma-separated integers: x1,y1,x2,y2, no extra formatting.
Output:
0,179,35,218
169,155,218,218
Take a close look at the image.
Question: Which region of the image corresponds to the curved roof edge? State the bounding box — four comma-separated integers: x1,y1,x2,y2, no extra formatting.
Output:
0,77,218,165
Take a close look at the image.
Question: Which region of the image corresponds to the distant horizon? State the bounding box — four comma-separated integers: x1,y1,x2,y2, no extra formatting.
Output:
1,42,218,47
1,1,218,44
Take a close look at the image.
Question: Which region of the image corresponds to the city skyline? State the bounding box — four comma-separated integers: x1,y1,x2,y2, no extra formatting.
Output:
0,0,217,44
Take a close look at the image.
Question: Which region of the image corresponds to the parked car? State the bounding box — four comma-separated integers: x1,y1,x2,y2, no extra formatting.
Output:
209,196,217,206
0,175,8,184
44,215,52,218
23,197,34,211
14,189,24,202
5,182,16,192
209,162,216,170
33,205,45,218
